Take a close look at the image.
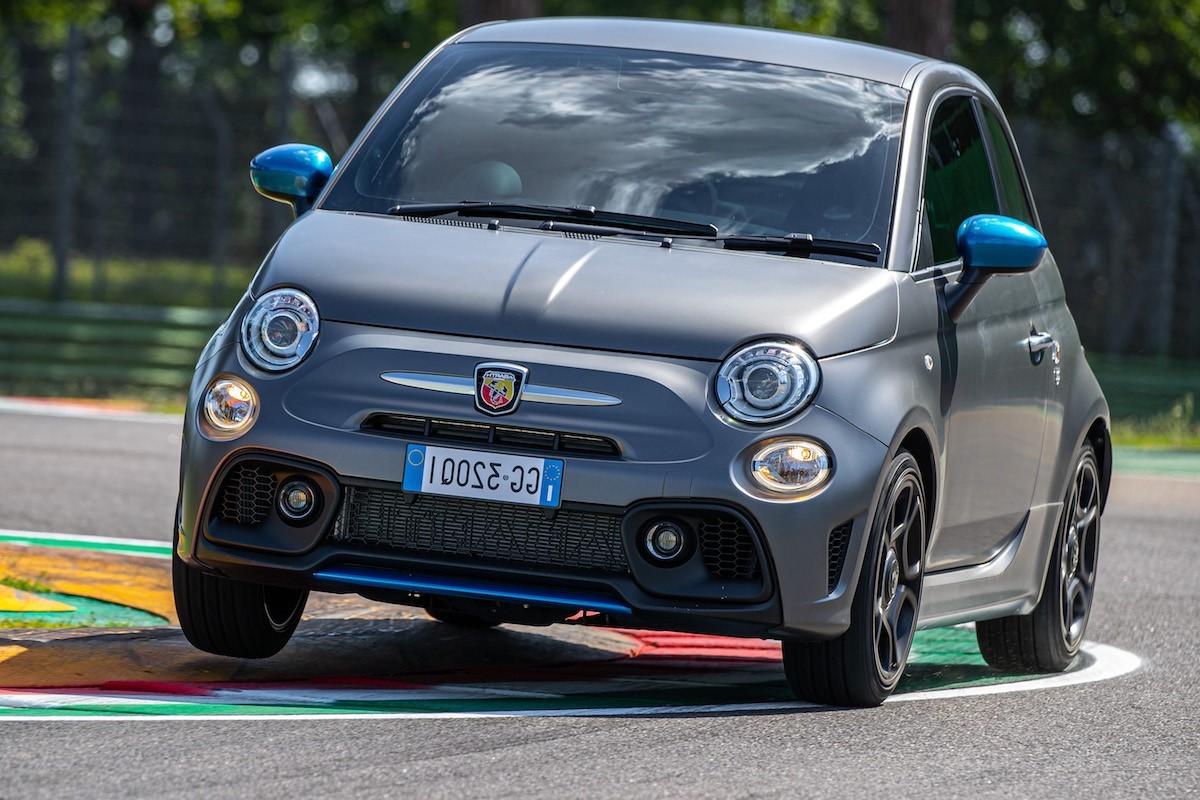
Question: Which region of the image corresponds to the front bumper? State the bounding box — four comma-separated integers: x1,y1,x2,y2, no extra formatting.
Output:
178,321,889,640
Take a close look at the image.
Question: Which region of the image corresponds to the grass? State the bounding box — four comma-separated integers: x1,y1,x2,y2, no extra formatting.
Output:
0,619,136,630
0,575,54,594
0,237,254,309
1089,354,1200,448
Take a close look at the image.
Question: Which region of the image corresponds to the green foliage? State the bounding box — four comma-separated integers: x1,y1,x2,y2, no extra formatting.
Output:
0,239,254,308
1090,354,1200,448
0,574,54,594
955,1,1200,135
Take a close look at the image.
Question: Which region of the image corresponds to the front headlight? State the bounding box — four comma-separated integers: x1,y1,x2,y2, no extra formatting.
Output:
242,288,319,372
715,340,820,424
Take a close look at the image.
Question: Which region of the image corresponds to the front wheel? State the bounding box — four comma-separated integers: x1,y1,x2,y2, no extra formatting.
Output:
977,441,1101,671
783,450,927,707
173,551,308,659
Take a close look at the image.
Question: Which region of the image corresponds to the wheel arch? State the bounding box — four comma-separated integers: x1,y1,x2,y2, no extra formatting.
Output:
1083,415,1112,513
897,427,938,543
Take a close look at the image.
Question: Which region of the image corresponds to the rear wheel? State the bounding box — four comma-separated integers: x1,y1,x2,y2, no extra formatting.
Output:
783,450,926,707
173,550,307,658
977,441,1101,671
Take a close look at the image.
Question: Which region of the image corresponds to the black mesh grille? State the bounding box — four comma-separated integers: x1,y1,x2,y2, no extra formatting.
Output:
362,414,620,458
827,520,854,593
697,512,760,580
217,463,278,526
331,486,628,574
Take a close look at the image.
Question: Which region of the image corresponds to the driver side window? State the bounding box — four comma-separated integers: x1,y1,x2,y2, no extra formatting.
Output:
923,96,1000,264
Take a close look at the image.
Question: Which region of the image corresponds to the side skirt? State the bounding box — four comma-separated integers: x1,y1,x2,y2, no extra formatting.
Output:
917,503,1060,629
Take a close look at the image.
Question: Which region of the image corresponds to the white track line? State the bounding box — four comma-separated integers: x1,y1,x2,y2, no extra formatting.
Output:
0,529,171,558
0,398,179,424
890,642,1143,703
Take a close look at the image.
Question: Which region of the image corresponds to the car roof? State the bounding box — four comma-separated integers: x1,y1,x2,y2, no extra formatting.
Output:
454,17,929,87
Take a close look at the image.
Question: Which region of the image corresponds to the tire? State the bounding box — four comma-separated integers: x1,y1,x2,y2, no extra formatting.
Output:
173,550,308,659
977,441,1102,672
783,450,927,707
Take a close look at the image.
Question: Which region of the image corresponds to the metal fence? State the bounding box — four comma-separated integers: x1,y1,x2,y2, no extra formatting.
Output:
2,29,1198,359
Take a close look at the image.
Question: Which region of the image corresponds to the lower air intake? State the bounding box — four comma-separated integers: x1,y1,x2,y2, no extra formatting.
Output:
331,486,629,574
697,512,760,580
827,520,854,593
217,463,278,526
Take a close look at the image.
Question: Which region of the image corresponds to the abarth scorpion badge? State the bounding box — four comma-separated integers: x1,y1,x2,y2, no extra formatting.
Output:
474,362,528,416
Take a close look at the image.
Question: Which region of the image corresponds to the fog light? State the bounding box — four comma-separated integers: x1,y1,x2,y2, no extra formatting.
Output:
202,377,257,437
278,479,318,521
750,439,832,495
643,520,688,564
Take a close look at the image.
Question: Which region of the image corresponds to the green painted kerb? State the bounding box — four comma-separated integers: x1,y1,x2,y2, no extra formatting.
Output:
0,532,172,558
0,592,166,629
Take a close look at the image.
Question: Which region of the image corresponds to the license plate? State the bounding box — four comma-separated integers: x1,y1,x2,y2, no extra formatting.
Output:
402,444,564,508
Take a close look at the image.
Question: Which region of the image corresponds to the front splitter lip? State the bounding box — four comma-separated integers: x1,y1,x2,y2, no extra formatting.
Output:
315,565,633,615
185,531,787,639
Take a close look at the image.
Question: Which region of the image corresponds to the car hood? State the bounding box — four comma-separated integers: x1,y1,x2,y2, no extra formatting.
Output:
252,210,900,361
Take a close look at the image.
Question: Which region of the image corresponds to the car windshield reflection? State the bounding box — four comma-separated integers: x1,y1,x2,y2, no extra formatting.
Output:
323,43,907,263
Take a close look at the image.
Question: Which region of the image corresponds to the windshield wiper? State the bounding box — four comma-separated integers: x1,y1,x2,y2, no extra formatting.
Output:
386,201,718,237
722,233,882,263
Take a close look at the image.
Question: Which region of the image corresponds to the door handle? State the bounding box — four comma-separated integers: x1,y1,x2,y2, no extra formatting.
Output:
1027,330,1055,365
1028,332,1055,353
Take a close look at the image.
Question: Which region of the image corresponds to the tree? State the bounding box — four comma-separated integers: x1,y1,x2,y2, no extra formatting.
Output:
955,0,1200,137
884,0,954,59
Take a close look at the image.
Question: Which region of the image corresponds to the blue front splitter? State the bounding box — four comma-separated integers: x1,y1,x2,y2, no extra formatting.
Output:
315,565,633,616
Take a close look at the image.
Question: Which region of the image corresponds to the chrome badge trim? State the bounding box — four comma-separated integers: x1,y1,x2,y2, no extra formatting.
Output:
381,371,622,407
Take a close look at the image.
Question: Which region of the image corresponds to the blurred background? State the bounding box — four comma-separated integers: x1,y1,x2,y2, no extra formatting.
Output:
0,0,1198,444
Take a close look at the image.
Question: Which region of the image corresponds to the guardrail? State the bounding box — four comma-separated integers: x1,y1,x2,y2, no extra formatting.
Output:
0,298,227,398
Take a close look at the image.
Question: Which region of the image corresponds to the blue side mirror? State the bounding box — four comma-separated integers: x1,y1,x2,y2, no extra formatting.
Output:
250,144,333,217
944,214,1048,323
956,214,1047,273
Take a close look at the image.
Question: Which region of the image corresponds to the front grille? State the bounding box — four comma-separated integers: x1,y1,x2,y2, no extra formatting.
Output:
331,485,628,574
827,520,854,593
697,512,760,580
362,414,621,458
217,463,278,526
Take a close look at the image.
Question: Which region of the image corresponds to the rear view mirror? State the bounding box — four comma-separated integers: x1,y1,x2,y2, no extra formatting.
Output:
944,214,1047,323
250,144,333,217
957,214,1047,273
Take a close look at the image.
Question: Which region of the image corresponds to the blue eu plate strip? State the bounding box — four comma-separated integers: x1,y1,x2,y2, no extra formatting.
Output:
539,458,563,507
315,566,632,616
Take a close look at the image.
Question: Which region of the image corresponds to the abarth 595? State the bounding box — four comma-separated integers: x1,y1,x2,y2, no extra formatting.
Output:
175,18,1109,706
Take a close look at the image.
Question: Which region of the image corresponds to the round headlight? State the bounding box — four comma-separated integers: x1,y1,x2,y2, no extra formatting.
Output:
715,341,819,424
242,288,319,372
750,439,832,495
202,376,258,437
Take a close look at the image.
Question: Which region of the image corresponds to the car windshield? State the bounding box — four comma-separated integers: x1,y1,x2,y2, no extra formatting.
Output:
322,43,907,263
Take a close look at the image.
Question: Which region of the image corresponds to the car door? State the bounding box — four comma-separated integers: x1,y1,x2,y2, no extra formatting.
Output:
920,93,1052,571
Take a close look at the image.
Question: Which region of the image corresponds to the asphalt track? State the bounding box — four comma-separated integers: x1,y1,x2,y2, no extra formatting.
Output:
0,404,1197,798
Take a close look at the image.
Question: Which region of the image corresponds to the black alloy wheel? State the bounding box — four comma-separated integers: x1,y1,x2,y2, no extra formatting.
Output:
783,449,927,707
977,441,1102,671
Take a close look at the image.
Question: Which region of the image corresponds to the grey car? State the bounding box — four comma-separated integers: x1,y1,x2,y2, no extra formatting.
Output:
175,18,1110,706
